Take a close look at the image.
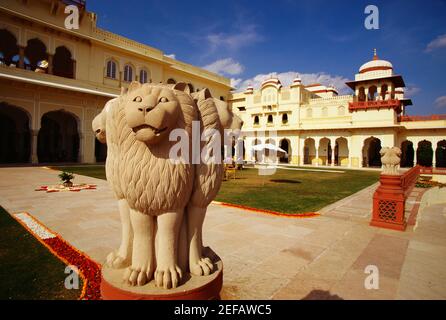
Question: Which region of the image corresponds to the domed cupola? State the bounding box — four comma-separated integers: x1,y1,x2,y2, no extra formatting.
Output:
244,84,254,94
290,76,302,87
359,49,393,75
261,76,282,90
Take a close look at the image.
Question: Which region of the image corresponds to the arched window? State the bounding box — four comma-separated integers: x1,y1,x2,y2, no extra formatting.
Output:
0,29,19,67
253,115,259,125
25,38,48,72
368,86,377,101
321,107,328,117
220,96,225,101
306,108,312,118
338,106,345,116
187,83,194,93
139,69,148,84
167,78,176,84
282,113,288,124
267,115,273,124
106,59,117,79
53,46,74,78
358,87,366,102
123,64,133,82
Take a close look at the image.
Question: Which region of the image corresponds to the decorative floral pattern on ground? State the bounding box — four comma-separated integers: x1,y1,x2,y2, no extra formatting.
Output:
35,184,97,193
12,212,101,300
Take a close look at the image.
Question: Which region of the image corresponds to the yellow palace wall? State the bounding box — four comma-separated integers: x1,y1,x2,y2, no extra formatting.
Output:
0,0,231,164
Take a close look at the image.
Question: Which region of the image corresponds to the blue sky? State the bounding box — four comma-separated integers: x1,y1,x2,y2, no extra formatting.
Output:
88,0,446,115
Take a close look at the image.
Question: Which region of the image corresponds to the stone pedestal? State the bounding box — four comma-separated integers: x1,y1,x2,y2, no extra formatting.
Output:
100,247,223,300
370,175,406,231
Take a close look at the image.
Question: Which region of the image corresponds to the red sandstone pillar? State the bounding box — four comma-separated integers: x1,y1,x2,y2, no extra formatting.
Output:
370,175,406,231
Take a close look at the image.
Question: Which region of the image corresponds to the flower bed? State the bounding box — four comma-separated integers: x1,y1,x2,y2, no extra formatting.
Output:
12,212,101,300
35,184,97,193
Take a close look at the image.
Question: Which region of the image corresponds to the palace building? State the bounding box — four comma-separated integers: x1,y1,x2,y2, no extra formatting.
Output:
230,51,446,169
1,1,445,169
0,0,231,164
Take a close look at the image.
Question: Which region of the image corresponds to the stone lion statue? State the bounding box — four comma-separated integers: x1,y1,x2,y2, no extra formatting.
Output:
92,82,242,289
380,146,401,175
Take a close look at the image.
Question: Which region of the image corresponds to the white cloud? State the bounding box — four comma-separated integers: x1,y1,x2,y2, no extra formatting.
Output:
206,25,263,53
435,96,446,108
232,71,351,94
426,34,446,52
164,53,176,59
203,58,244,76
405,85,421,97
230,78,243,88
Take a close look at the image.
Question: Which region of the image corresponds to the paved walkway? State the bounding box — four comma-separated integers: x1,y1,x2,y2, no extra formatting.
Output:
0,167,445,299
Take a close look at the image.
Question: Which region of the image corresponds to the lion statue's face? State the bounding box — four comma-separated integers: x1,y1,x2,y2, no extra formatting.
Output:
124,82,181,144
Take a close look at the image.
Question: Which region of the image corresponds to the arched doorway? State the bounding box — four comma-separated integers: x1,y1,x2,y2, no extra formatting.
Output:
37,110,80,163
0,29,19,66
436,140,446,168
417,140,433,167
167,78,176,84
0,102,31,163
335,137,349,166
53,46,74,78
400,140,414,168
25,38,48,72
318,137,331,165
95,139,107,162
303,138,315,165
363,137,382,167
279,139,290,163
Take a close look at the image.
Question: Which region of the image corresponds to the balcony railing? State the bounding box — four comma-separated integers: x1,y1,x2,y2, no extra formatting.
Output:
348,99,401,112
398,114,446,122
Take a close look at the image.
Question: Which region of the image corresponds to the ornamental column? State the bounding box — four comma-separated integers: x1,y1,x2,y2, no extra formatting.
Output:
347,137,352,168
300,140,305,165
47,54,53,74
330,138,336,166
413,146,418,166
31,129,39,164
18,46,25,69
388,83,393,99
315,139,320,166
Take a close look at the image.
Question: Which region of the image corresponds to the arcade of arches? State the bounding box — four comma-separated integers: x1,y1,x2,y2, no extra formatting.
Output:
0,29,75,78
241,135,446,169
0,101,107,164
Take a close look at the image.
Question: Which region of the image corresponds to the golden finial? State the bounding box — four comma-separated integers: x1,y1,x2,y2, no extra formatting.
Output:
373,48,378,60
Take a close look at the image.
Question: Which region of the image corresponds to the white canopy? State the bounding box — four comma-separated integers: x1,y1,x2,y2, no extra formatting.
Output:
251,143,288,156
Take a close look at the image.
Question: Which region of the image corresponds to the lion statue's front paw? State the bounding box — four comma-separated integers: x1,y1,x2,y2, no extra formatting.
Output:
123,266,153,286
190,257,214,276
155,265,183,289
106,250,130,269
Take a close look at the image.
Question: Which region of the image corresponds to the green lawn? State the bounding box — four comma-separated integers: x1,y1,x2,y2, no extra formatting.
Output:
0,207,82,300
54,165,379,214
